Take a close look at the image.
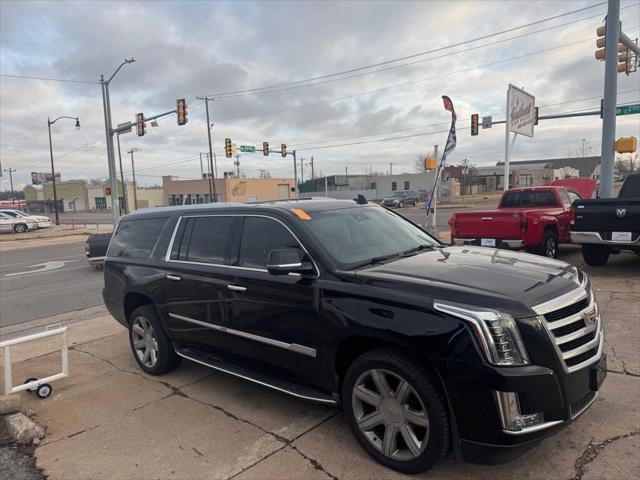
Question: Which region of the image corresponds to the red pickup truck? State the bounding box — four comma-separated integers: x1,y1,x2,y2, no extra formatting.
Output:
448,186,585,258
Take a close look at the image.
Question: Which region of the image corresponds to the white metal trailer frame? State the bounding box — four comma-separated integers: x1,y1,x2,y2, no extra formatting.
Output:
1,326,69,395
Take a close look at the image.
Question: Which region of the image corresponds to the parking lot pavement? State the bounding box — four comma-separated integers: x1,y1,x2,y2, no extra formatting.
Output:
1,249,638,480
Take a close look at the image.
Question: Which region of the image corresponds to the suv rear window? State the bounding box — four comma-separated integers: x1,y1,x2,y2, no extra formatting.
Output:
501,190,557,207
109,217,169,258
179,216,234,264
619,175,640,198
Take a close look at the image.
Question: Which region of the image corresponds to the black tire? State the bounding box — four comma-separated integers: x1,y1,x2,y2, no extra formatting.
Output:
14,223,28,233
24,378,38,392
537,230,558,258
341,349,449,474
399,201,405,208
128,305,181,375
36,384,53,399
582,244,610,266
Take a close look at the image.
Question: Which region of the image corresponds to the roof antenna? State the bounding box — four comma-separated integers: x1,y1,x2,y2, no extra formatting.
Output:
354,194,368,205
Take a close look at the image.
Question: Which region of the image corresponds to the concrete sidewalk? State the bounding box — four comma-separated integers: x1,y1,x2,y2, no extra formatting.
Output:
1,249,638,480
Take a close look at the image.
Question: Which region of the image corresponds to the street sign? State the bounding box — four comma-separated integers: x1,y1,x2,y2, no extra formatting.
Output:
507,84,535,137
482,116,492,129
617,104,640,116
240,145,255,153
116,122,132,135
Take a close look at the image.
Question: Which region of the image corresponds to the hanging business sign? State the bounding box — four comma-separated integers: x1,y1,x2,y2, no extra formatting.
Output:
31,172,61,185
507,84,535,137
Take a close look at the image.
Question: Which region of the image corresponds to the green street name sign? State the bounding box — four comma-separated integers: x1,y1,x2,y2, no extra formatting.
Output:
240,145,255,153
617,104,640,116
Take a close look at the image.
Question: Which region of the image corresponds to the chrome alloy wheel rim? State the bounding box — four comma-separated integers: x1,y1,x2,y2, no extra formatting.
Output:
352,369,429,460
132,316,159,368
545,237,557,258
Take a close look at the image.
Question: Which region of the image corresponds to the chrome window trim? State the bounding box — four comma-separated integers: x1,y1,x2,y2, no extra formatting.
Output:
163,213,320,278
168,312,317,358
175,350,335,405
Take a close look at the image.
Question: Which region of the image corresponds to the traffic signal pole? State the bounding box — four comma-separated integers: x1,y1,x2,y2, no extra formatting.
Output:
600,0,621,198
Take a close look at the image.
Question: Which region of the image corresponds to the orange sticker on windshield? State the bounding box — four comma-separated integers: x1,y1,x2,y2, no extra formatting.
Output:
291,208,312,221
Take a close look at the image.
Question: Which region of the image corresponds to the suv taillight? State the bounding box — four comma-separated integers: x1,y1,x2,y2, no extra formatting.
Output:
569,207,576,225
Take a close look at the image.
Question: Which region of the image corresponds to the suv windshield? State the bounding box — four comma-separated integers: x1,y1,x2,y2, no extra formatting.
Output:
301,206,438,269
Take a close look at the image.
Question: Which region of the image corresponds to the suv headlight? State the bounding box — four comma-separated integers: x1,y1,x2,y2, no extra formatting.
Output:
434,301,530,366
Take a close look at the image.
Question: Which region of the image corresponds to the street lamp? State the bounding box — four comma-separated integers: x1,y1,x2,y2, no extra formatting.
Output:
101,57,135,224
47,116,80,225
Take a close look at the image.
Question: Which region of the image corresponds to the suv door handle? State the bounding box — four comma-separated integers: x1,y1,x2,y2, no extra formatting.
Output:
227,285,247,292
166,274,182,281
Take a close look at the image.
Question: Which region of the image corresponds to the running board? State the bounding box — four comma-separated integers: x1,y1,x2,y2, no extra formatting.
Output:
175,347,337,405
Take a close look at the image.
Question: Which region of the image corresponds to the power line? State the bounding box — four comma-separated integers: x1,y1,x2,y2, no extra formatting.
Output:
0,74,99,84
205,2,610,99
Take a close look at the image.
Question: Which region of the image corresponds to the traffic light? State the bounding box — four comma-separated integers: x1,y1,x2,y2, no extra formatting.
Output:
618,47,630,74
281,144,287,157
263,142,269,156
424,155,436,171
470,114,479,136
136,113,146,136
615,136,637,154
534,107,539,125
176,98,187,125
595,25,606,60
225,138,232,158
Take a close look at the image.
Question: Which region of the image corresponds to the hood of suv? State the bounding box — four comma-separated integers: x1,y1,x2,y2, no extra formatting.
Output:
355,246,582,316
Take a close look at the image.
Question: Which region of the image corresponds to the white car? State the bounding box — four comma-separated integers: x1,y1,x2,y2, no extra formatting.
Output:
0,212,38,233
0,209,52,228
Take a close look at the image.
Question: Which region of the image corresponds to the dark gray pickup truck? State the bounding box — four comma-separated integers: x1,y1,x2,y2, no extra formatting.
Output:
571,174,640,265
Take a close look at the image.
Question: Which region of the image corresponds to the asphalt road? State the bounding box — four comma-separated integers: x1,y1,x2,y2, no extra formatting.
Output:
0,238,104,327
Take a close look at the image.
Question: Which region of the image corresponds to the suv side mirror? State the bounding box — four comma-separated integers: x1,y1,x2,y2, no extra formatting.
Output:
267,248,314,276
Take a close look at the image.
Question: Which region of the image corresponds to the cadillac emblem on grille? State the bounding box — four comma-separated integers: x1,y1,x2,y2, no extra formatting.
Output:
616,208,626,218
583,308,597,326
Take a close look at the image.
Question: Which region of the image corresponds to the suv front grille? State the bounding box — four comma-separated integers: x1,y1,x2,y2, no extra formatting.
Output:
542,294,601,373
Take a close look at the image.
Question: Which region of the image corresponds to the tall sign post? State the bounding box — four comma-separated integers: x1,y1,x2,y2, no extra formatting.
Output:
504,84,535,190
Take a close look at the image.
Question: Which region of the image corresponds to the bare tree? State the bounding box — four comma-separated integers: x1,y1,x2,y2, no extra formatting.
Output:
615,153,639,177
415,153,435,173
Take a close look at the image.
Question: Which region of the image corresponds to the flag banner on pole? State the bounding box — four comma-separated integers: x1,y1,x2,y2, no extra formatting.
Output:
425,96,457,216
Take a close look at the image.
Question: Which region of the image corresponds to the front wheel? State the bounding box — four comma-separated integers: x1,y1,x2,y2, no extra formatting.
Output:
129,305,181,375
582,244,610,266
342,349,449,474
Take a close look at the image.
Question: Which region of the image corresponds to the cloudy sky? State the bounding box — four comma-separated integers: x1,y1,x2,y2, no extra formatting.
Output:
1,0,639,189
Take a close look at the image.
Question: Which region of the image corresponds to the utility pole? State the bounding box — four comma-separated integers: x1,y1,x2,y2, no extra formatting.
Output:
300,158,304,184
100,58,135,225
293,150,298,198
431,145,439,232
235,153,240,178
197,97,217,202
310,156,315,180
345,166,348,177
127,148,139,210
116,133,127,214
199,152,204,179
48,115,80,225
389,163,393,175
600,0,621,198
3,168,16,205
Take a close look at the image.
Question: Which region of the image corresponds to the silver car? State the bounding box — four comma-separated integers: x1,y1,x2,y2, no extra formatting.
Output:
0,212,38,233
0,209,52,228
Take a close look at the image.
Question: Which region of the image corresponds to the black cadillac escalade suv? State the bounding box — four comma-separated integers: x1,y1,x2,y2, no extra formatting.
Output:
103,198,606,474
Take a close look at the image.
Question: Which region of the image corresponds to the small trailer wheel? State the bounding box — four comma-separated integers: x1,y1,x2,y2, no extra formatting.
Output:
36,384,53,399
24,378,38,392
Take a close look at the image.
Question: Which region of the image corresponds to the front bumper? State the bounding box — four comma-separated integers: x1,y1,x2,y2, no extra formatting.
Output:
437,350,606,465
571,231,640,246
451,237,524,249
37,221,53,228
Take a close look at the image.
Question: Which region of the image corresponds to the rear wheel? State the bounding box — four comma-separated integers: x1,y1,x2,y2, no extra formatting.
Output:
582,244,610,266
14,223,28,233
128,305,181,375
342,349,449,474
537,230,558,258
